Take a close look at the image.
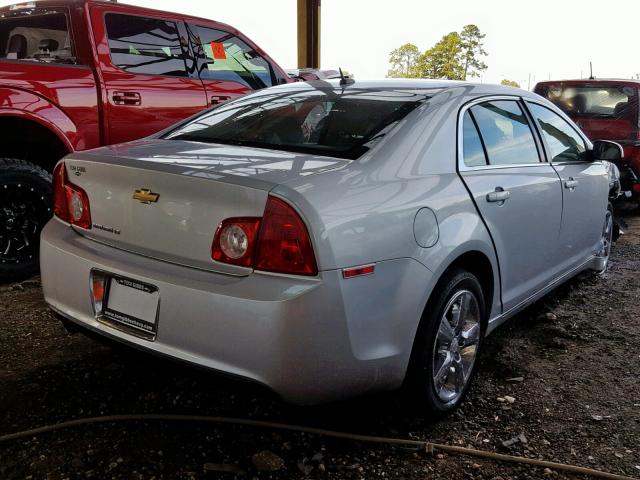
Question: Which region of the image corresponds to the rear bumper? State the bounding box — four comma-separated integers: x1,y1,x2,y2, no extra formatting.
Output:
40,219,434,404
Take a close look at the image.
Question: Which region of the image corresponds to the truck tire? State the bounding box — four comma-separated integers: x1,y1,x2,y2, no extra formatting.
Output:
0,158,53,283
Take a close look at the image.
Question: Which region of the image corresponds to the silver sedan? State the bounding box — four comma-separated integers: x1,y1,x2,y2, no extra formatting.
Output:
40,79,621,415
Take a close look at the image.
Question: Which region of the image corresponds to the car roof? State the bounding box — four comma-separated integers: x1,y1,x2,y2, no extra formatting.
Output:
274,78,542,101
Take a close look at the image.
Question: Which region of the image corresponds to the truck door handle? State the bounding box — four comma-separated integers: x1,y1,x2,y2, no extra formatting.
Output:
210,95,231,106
564,178,579,190
486,188,511,204
112,91,141,105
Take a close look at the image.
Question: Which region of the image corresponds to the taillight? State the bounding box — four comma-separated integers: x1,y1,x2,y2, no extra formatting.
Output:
255,196,317,276
211,196,318,276
212,218,261,267
52,162,92,229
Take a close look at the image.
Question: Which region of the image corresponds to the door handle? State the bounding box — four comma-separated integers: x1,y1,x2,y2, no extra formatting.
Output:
210,95,231,106
486,188,511,204
112,91,141,106
564,178,579,189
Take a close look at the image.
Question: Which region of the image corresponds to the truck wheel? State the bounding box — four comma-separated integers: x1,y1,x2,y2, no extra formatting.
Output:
0,158,53,283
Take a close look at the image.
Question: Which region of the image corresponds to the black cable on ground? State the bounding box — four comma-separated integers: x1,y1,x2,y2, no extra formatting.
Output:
0,414,636,480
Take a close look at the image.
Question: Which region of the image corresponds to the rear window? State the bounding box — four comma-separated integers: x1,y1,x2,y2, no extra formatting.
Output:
165,87,430,159
0,7,75,64
539,84,638,120
104,13,188,77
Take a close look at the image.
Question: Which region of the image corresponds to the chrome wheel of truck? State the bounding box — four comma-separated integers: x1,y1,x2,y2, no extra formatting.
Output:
0,158,52,283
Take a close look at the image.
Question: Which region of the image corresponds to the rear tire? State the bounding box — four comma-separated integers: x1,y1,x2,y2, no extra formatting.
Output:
0,158,53,283
401,268,486,418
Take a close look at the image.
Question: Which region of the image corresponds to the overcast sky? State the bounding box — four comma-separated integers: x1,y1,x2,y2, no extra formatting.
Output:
5,0,639,88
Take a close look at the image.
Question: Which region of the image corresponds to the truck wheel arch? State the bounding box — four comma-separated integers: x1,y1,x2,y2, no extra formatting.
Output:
0,113,71,172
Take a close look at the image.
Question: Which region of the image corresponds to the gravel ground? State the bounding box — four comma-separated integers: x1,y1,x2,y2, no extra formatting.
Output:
1,211,639,480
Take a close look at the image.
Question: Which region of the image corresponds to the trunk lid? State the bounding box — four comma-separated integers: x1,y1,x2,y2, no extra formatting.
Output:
63,139,348,275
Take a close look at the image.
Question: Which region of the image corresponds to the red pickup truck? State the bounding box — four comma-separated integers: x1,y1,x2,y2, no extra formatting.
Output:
0,0,291,281
534,79,640,199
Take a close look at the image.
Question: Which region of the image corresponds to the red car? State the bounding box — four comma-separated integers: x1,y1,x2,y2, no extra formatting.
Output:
534,79,640,198
0,0,291,281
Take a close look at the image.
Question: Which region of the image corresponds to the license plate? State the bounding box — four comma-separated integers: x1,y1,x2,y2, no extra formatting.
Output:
102,276,159,336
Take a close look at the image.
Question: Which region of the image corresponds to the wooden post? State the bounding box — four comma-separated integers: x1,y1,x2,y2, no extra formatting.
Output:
297,0,320,69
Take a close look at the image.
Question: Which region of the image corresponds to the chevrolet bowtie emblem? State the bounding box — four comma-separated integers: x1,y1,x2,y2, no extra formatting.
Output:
133,188,160,204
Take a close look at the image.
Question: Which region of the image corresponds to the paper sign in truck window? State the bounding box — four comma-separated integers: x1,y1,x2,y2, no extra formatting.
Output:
210,42,226,60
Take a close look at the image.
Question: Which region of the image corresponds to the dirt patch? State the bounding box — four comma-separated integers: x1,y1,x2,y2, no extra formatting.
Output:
1,212,639,479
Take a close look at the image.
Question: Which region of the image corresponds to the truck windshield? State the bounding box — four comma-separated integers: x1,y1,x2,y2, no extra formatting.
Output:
539,84,638,120
164,86,430,159
0,7,75,64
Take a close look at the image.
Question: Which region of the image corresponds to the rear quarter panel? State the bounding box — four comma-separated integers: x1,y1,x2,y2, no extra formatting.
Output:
273,88,502,322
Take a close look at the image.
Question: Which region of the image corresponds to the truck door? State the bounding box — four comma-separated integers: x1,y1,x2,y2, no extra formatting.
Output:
89,6,208,145
459,99,563,312
186,23,287,107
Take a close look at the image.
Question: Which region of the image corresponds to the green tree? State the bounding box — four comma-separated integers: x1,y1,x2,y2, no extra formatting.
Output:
460,24,487,80
500,79,520,88
387,25,488,80
387,43,421,78
417,32,464,80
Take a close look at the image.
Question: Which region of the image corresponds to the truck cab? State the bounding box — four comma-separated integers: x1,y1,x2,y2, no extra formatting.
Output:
534,79,640,199
0,0,290,281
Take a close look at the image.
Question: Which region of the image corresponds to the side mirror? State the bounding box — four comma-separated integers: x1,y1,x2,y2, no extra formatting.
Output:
592,140,624,161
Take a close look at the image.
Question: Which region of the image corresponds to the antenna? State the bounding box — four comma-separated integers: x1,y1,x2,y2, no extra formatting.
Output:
339,68,354,86
589,62,594,80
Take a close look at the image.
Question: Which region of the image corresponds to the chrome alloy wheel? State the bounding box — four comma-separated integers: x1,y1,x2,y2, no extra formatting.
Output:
597,208,614,272
432,290,481,403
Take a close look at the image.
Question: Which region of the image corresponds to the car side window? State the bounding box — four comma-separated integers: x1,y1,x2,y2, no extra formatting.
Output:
104,13,188,77
187,24,282,89
462,111,488,167
527,103,588,163
470,100,540,166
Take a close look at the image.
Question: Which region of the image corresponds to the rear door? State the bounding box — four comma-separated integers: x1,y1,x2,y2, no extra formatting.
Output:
186,23,286,107
89,5,208,144
459,98,563,312
526,101,609,269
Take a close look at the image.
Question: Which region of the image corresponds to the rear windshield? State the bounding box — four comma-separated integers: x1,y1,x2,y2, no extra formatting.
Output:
164,87,430,159
538,84,638,120
0,7,75,64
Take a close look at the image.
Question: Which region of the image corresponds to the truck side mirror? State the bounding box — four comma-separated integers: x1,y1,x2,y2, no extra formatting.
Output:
592,140,623,161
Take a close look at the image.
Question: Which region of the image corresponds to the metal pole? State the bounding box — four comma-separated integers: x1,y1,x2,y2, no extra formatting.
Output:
297,0,320,69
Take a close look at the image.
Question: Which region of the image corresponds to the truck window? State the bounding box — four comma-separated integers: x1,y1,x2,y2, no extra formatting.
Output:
104,13,188,77
0,7,75,64
187,24,281,90
540,84,635,119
